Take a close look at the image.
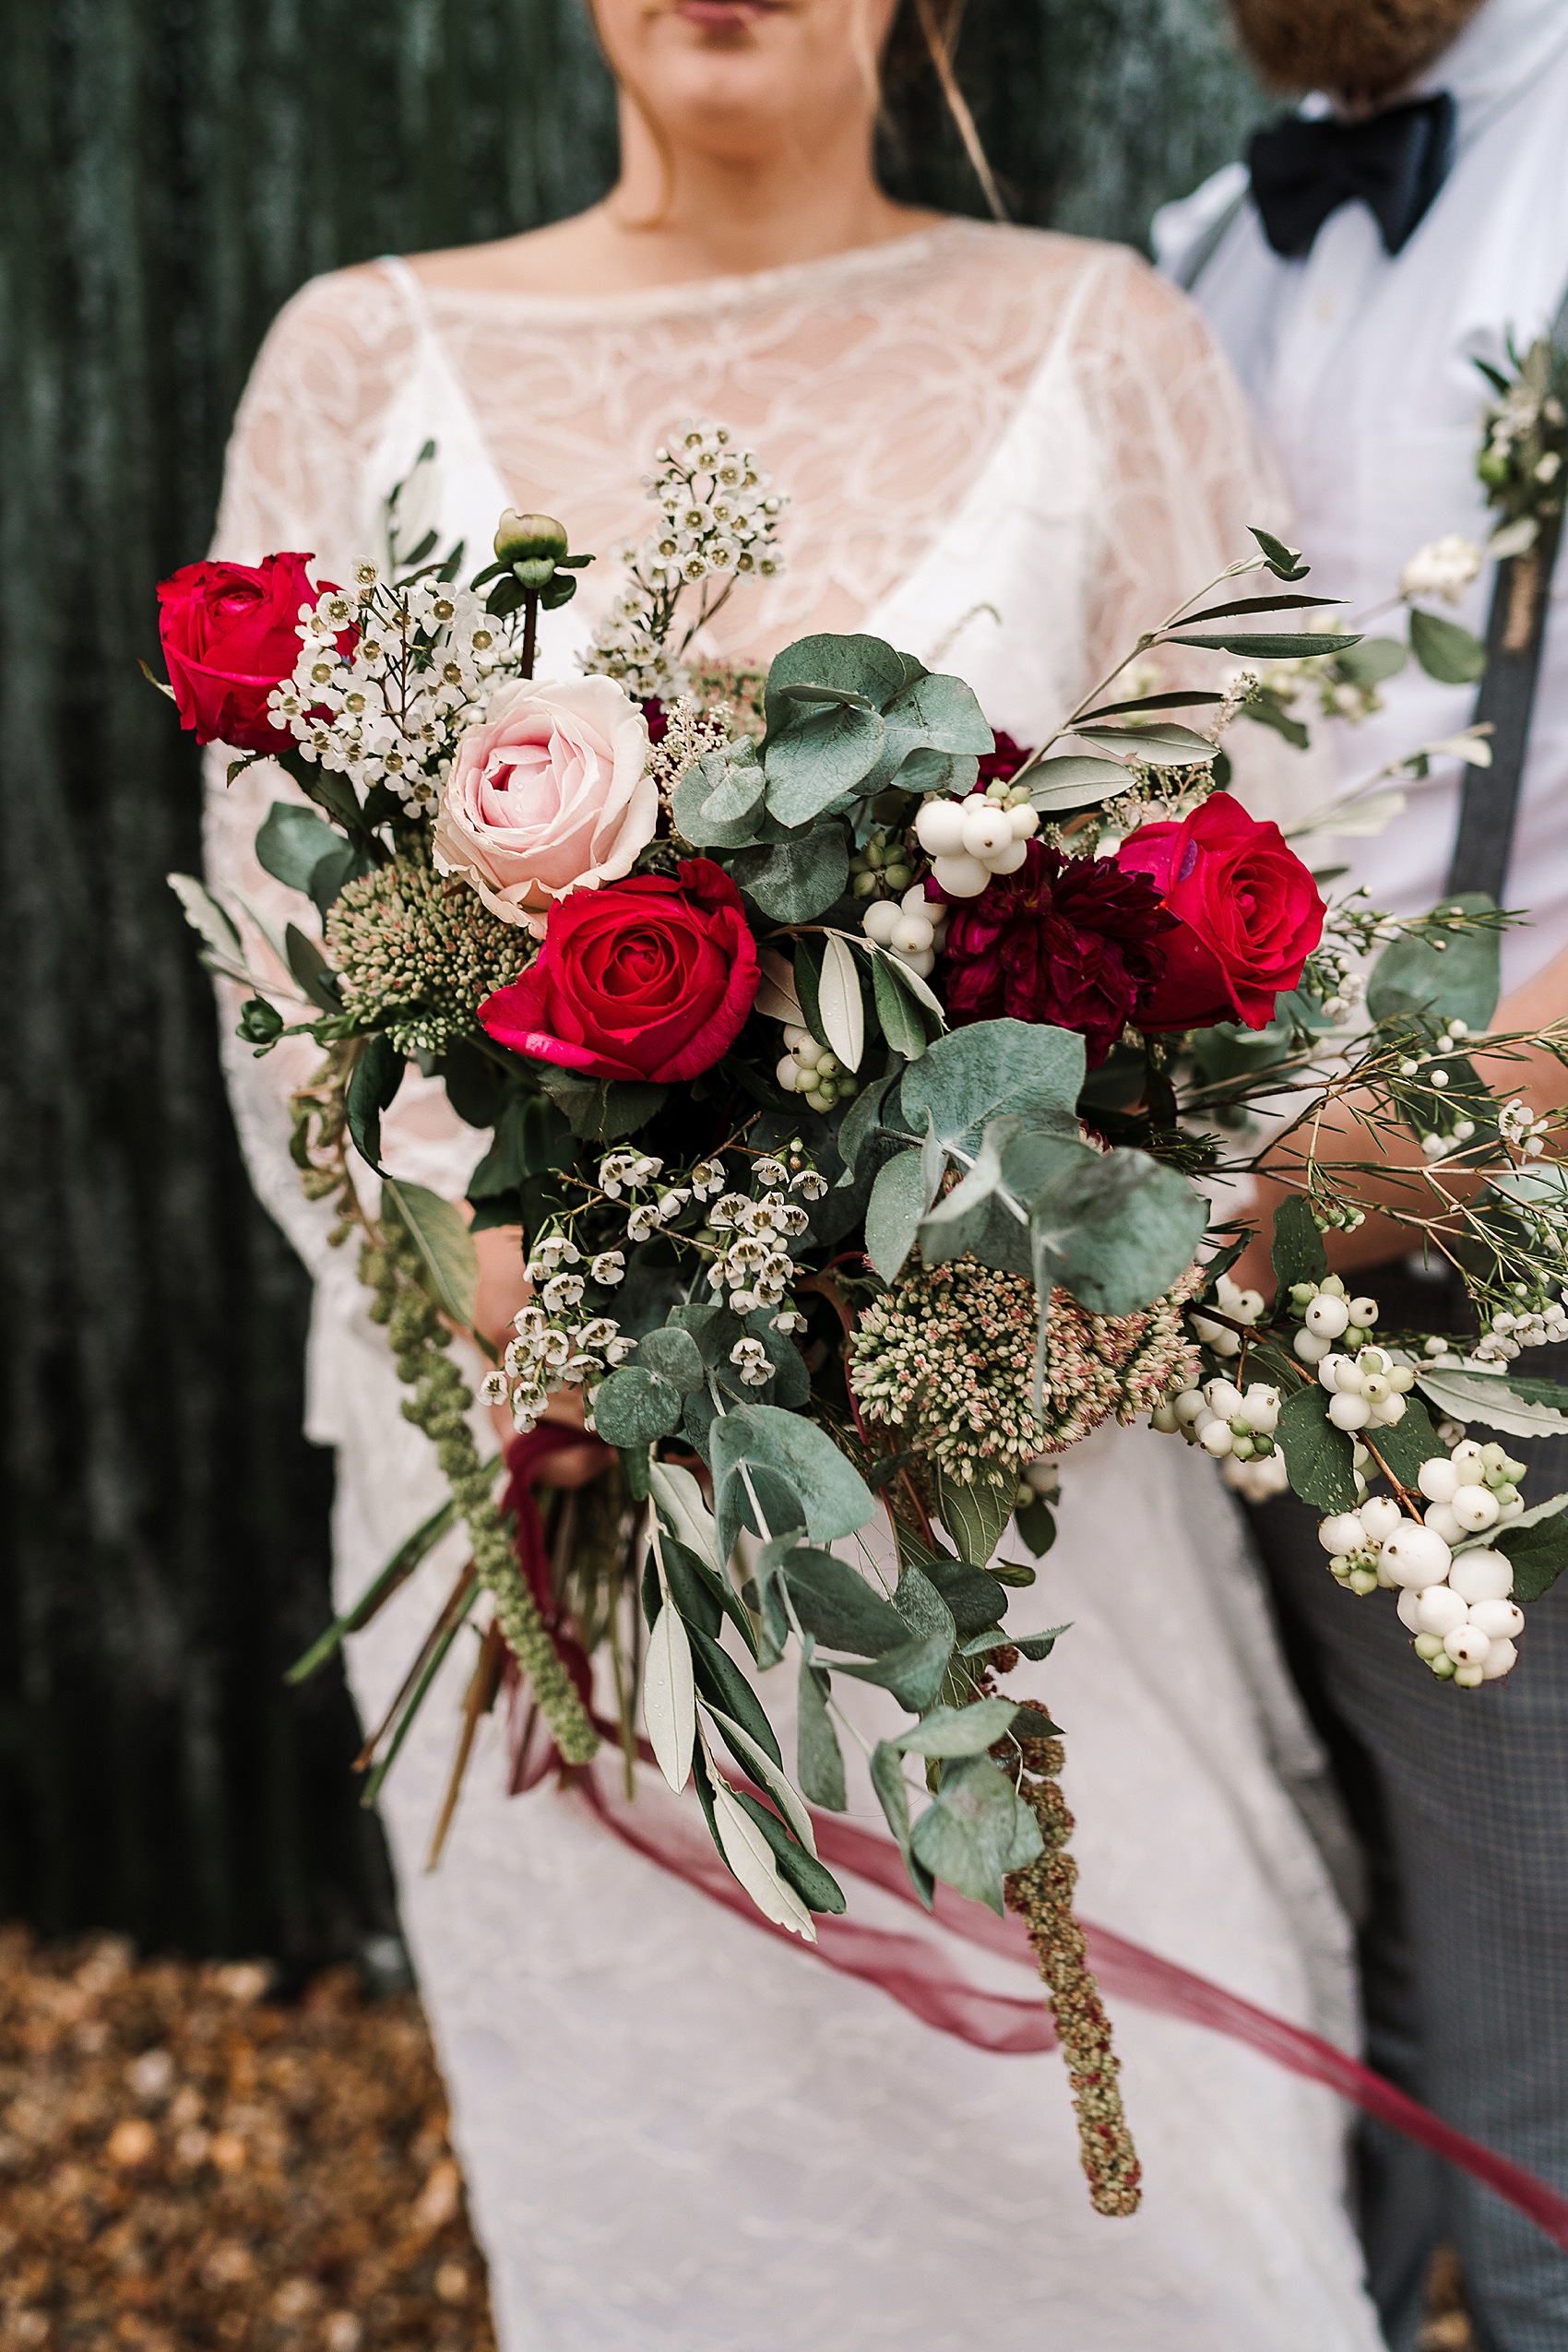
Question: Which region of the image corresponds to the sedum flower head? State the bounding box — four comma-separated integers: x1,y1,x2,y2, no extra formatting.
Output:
849,1253,1202,1479
325,844,527,1055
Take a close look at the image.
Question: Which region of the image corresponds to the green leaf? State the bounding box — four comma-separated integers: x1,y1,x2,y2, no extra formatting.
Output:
534,1070,669,1140
1409,607,1489,685
1178,592,1342,626
871,952,930,1061
671,740,768,847
793,932,825,1047
255,802,345,895
644,1601,696,1791
728,1790,847,1915
1079,690,1225,722
1026,754,1134,810
764,697,887,823
687,1624,782,1766
589,1366,684,1446
1270,1195,1327,1291
781,1547,909,1655
817,932,865,1071
891,1564,957,1648
1013,1498,1055,1558
869,1740,935,1907
346,1033,404,1173
834,1632,953,1714
704,1767,815,1937
727,827,849,922
917,1553,1008,1637
1166,631,1363,659
1276,1384,1358,1511
1360,1395,1441,1489
933,1462,1016,1570
709,1404,876,1545
900,1018,1085,1152
1075,722,1217,766
893,1698,1021,1756
1334,636,1408,689
1250,526,1310,580
1497,1506,1568,1602
380,1178,479,1329
284,922,342,1014
909,1755,1042,1915
704,1703,818,1853
1030,1146,1206,1317
865,1147,932,1283
636,1325,707,1393
1415,1367,1568,1440
797,1659,848,1812
167,872,245,971
764,632,912,736
1366,894,1501,1031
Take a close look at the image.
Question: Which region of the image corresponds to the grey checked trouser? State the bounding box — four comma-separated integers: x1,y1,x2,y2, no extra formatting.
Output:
1249,1294,1568,2352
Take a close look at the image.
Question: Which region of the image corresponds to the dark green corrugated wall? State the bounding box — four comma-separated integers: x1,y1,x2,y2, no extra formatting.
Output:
0,0,1264,1966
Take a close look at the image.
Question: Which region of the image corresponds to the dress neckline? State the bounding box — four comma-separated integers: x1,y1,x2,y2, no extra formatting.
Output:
398,217,1002,327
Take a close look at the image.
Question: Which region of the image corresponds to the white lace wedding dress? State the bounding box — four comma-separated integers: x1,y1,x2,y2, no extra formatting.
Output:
204,220,1384,2351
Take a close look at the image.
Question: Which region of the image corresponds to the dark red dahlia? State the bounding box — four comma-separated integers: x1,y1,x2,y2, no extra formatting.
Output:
937,840,1173,1066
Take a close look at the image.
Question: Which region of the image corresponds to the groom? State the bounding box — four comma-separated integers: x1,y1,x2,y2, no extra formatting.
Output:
1158,4,1568,2348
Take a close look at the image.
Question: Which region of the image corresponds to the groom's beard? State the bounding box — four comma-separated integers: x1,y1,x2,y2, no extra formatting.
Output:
1226,0,1488,102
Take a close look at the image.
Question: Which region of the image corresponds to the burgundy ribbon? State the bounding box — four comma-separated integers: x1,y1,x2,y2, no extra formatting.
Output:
505,1439,1568,2250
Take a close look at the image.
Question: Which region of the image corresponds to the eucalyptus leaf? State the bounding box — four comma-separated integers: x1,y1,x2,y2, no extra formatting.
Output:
834,1632,952,1714
1030,1146,1207,1316
1409,607,1489,685
709,1404,876,1544
782,1547,909,1656
872,951,929,1060
1335,636,1408,689
900,1018,1085,1151
671,741,767,847
636,1325,707,1393
909,1755,1042,1915
256,802,346,895
891,1565,958,1649
727,826,849,922
764,699,887,822
869,1740,935,1907
893,1698,1020,1757
589,1366,684,1447
1366,893,1501,1031
865,1147,932,1282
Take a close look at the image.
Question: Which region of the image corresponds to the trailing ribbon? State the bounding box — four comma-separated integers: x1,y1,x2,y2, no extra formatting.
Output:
504,1443,1568,2251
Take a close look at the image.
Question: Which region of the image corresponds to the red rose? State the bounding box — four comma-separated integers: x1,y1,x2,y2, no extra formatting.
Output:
936,839,1172,1066
1116,792,1325,1031
156,552,325,752
480,858,760,1084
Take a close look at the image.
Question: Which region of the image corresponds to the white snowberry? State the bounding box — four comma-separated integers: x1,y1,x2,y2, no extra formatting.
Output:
1451,1439,1488,1482
960,802,1015,859
1305,1294,1350,1339
861,899,901,946
1205,1379,1244,1420
1381,1524,1454,1588
1329,1391,1372,1431
1423,1503,1464,1546
930,851,992,897
1172,1389,1206,1425
1414,1585,1469,1637
1294,1329,1331,1364
913,800,967,857
1200,1420,1234,1456
1318,1513,1367,1557
1348,1297,1379,1326
776,1055,801,1092
1360,1496,1405,1542
1443,1622,1491,1668
1450,1483,1501,1533
1238,1384,1281,1432
1449,1550,1515,1604
890,913,934,956
1480,1636,1519,1680
1467,1598,1525,1641
1417,1455,1461,1504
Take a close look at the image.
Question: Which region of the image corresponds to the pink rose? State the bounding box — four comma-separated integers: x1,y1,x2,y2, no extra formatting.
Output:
434,675,657,928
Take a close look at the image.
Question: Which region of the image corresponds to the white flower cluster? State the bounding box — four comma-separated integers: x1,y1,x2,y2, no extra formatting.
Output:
1472,1287,1568,1364
860,885,949,978
1398,533,1485,606
702,1157,820,1324
1391,1019,1491,1162
1318,1440,1527,1685
478,1231,636,1434
268,569,513,815
585,421,786,703
777,1028,860,1115
914,779,1039,898
1499,1094,1551,1160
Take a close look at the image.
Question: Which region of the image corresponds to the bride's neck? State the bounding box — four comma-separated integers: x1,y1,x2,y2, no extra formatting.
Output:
600,96,929,280
409,96,940,298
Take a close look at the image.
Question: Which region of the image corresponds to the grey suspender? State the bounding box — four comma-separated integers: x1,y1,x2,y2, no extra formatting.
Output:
1446,279,1568,902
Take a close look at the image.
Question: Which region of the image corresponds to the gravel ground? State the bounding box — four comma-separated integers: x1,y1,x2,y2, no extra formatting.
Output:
0,1928,496,2352
0,1922,1479,2351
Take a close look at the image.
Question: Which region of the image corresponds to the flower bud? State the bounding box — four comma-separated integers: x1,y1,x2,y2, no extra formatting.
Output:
494,508,568,565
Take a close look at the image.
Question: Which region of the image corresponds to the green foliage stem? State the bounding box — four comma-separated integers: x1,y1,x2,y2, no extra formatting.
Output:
361,1229,600,1766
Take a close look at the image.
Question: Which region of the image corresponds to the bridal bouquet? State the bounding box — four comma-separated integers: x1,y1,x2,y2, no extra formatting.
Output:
159,425,1568,2215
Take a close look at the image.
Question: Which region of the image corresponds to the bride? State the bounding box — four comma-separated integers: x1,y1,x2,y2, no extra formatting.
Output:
203,2,1385,2344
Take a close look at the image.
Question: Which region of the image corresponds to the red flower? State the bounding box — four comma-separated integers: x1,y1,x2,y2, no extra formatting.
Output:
156,552,326,753
977,731,1033,787
480,858,760,1085
936,839,1172,1067
1116,792,1325,1031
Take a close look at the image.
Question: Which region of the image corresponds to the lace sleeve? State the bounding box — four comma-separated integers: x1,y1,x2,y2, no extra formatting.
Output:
200,267,474,1279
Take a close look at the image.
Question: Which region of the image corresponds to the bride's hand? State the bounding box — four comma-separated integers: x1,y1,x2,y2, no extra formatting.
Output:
472,1222,607,1489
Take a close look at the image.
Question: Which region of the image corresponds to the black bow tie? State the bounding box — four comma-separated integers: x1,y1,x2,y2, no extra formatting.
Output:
1249,91,1456,260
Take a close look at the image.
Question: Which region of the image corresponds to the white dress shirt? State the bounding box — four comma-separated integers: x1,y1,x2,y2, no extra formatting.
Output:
1156,0,1568,995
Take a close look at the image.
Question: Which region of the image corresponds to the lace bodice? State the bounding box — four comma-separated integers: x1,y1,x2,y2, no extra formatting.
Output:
215,220,1282,684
